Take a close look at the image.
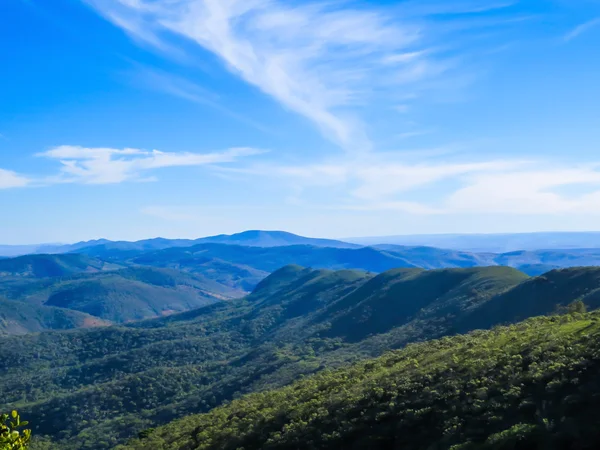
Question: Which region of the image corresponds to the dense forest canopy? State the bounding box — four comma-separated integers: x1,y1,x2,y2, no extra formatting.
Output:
118,311,600,450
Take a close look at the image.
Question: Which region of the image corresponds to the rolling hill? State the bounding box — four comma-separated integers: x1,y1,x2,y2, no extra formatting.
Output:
0,267,231,324
0,253,120,277
0,297,109,336
348,231,600,252
4,265,600,449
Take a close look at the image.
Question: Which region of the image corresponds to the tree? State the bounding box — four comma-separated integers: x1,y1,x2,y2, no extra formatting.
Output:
1,411,31,450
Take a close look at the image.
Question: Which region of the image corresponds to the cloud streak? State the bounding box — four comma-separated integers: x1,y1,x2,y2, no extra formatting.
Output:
0,169,30,189
28,145,264,185
564,17,600,42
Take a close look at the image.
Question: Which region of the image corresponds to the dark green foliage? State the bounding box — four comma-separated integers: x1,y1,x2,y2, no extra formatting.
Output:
118,312,600,450
0,254,119,278
323,266,528,342
0,266,233,327
0,297,107,336
460,267,600,332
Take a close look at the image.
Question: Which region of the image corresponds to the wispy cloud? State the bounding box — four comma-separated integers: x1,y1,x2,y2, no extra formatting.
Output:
446,166,600,214
564,17,600,42
0,169,30,189
83,0,517,153
220,155,600,216
37,145,264,184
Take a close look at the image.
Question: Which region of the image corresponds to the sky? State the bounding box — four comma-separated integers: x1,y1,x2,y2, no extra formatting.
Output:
1,0,600,244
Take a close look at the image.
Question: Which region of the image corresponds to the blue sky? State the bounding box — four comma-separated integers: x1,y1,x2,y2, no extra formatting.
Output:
2,0,600,243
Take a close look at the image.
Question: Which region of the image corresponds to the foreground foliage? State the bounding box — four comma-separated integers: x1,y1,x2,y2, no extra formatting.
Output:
1,411,30,450
120,311,600,450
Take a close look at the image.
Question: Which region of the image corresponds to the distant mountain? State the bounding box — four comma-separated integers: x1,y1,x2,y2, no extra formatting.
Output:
74,242,600,293
0,231,359,257
0,244,46,257
77,243,419,293
372,244,497,268
195,230,360,248
0,297,109,336
347,231,600,252
0,253,121,277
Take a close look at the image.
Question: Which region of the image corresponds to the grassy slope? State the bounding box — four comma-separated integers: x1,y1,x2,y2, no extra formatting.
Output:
119,311,600,450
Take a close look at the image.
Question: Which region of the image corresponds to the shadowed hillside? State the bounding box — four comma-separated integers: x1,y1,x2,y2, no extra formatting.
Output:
0,297,109,335
0,253,120,278
0,265,236,325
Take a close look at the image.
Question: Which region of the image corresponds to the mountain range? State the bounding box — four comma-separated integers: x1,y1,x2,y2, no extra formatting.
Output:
0,230,358,257
5,230,600,255
3,231,600,335
347,231,600,252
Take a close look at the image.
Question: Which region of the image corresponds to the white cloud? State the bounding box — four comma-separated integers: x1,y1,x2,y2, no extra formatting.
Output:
38,145,264,184
446,167,600,214
0,169,30,189
226,157,600,216
564,17,600,42
82,0,508,152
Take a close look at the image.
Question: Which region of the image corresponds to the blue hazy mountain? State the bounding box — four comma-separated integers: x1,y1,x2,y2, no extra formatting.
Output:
0,231,359,257
347,231,600,252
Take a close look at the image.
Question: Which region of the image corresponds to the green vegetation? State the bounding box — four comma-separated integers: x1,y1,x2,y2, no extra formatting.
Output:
0,266,238,330
0,297,107,336
119,311,600,450
3,265,600,448
0,254,119,278
1,411,31,450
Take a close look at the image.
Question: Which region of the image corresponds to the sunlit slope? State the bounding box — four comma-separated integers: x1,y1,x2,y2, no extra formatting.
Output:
120,311,600,450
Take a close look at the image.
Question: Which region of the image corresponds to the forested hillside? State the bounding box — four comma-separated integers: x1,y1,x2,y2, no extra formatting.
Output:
0,297,109,335
119,311,600,450
0,264,238,331
3,265,600,449
0,254,120,278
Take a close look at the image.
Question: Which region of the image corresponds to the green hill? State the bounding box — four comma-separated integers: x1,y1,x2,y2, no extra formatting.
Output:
322,266,528,342
0,253,120,278
0,267,230,324
118,311,600,450
459,267,600,332
0,297,109,335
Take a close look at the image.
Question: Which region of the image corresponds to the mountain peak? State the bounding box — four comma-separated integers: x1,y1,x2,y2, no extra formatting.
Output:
197,230,360,249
